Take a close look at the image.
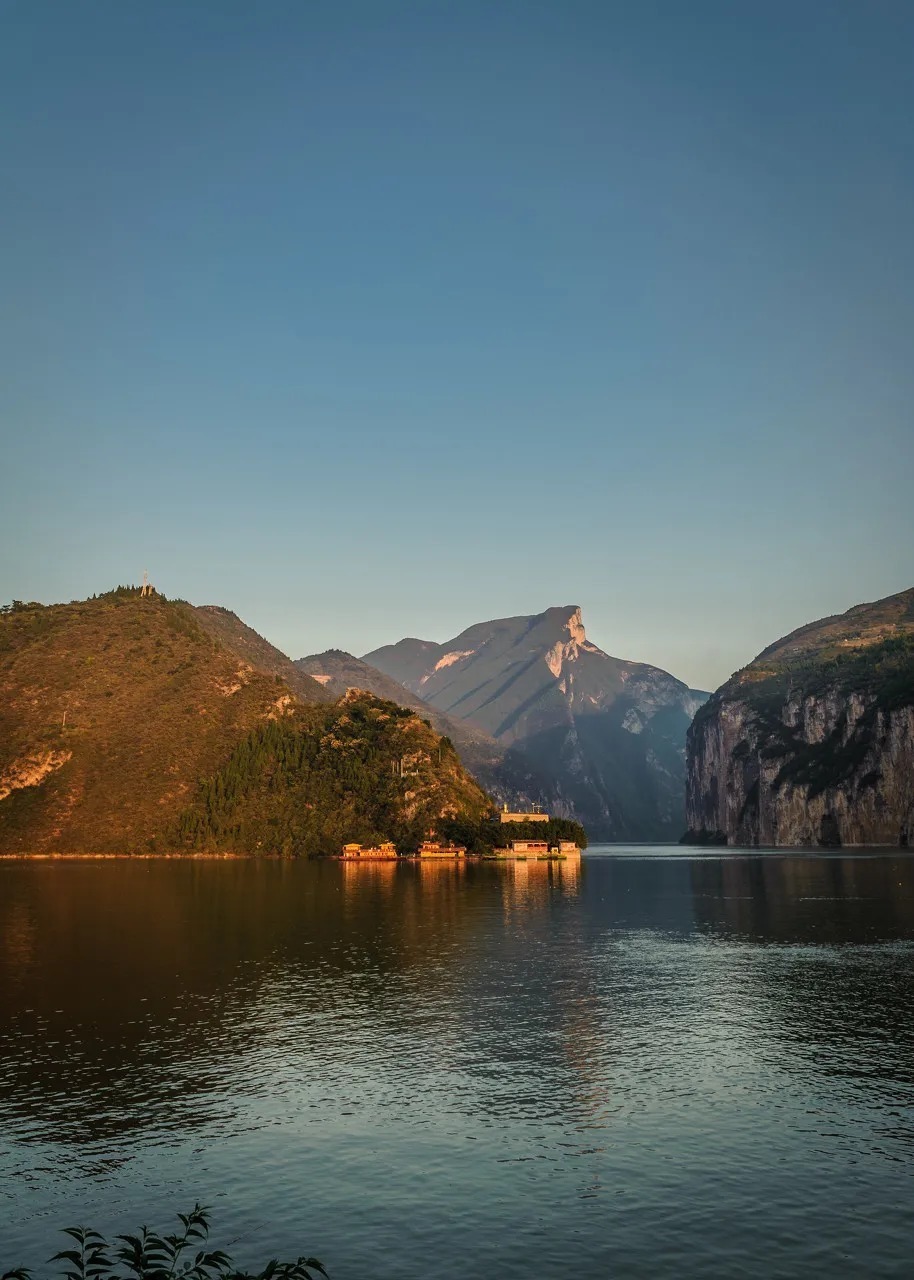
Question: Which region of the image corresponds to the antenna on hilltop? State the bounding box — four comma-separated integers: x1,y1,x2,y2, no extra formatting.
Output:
140,570,153,598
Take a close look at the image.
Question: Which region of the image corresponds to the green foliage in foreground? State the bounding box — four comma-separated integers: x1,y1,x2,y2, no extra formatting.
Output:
1,1205,325,1280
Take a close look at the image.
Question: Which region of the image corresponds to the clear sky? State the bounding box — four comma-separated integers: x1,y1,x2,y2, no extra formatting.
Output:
2,0,912,691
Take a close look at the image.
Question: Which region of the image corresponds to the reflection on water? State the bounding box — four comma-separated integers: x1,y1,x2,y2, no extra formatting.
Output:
2,851,914,1279
690,853,914,942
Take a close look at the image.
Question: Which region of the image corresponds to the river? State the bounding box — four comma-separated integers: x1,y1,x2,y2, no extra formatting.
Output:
2,849,913,1278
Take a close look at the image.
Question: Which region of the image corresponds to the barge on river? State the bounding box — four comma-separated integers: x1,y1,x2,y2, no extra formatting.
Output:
335,839,579,861
339,842,399,860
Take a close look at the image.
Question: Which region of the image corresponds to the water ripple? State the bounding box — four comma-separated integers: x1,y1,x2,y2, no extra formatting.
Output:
2,853,914,1278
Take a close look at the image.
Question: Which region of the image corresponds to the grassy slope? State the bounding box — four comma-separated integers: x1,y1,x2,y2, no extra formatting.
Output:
698,587,914,720
755,587,914,663
0,592,493,854
195,606,331,705
0,591,301,853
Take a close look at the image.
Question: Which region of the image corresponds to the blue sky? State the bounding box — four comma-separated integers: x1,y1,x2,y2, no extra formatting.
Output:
2,0,912,690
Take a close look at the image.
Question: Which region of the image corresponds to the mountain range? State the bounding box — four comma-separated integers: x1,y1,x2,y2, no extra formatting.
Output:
6,582,911,854
302,605,707,840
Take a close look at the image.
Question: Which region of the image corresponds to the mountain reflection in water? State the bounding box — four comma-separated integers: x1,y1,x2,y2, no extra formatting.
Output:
2,851,913,1280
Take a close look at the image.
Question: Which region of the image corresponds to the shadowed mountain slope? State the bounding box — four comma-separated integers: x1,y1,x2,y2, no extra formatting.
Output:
295,648,507,791
297,647,448,710
365,606,707,840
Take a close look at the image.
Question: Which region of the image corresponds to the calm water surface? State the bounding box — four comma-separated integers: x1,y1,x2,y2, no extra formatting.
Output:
2,848,914,1278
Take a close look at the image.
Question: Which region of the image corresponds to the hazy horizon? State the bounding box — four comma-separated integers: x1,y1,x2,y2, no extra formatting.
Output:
3,1,912,691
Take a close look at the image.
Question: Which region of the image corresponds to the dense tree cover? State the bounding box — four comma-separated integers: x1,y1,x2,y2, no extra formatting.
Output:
437,814,588,854
695,631,914,733
750,633,914,710
175,694,493,857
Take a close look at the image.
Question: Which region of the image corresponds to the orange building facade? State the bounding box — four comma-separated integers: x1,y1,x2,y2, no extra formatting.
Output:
418,842,467,858
340,842,398,859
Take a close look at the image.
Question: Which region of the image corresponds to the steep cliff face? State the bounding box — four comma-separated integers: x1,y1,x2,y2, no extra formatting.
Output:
686,588,914,846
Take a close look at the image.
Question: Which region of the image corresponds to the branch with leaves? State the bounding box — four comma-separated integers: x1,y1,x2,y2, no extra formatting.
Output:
2,1205,326,1280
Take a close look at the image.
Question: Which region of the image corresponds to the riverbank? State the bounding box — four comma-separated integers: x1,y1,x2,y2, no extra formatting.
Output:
0,850,582,861
0,851,262,860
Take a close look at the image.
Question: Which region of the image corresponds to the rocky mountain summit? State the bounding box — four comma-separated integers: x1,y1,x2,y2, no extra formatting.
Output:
686,587,914,846
364,606,707,840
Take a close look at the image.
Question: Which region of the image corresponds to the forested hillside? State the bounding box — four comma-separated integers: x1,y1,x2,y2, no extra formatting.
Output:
0,590,492,854
177,690,493,856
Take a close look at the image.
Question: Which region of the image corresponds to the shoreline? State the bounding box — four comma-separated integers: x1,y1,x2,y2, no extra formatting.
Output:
0,851,266,860
1,843,907,861
0,851,580,862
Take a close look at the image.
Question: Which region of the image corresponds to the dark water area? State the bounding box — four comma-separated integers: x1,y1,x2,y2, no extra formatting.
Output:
2,849,914,1278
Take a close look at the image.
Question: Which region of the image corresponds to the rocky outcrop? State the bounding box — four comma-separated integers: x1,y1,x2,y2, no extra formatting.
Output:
686,588,914,847
0,749,72,803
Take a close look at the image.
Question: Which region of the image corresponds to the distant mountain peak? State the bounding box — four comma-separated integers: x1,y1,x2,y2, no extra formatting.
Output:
565,605,586,646
364,604,707,840
540,603,583,631
542,605,607,678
